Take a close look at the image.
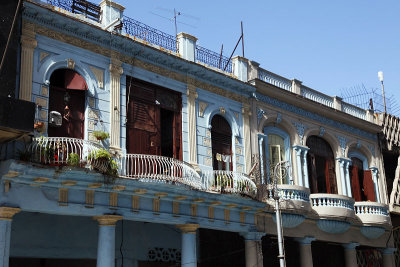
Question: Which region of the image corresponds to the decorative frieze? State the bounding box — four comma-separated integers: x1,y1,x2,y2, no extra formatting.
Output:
132,196,140,211
85,190,94,207
58,188,68,206
198,101,208,117
89,66,104,88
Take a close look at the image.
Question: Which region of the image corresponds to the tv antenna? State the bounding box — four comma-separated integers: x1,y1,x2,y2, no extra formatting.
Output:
150,7,199,36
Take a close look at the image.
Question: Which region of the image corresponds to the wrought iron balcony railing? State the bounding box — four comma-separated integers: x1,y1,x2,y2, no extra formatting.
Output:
196,45,232,73
47,0,101,22
29,136,103,166
119,154,203,189
201,170,257,197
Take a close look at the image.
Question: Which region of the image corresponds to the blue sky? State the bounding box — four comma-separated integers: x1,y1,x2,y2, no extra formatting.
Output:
111,0,400,115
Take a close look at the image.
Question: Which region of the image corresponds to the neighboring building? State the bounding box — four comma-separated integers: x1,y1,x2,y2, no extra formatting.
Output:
0,0,396,267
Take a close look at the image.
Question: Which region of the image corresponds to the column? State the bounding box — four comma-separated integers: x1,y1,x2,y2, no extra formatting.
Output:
381,247,396,267
242,103,252,173
109,59,123,154
291,79,302,95
296,237,315,267
176,224,199,267
186,84,198,168
336,157,352,197
240,232,265,267
0,207,21,267
344,160,352,198
177,33,197,61
258,134,266,184
302,147,310,188
337,158,347,196
93,215,123,267
370,167,381,203
342,243,359,267
19,23,37,101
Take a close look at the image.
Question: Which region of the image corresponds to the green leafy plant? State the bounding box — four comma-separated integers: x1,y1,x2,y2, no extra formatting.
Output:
89,149,118,177
67,153,80,166
92,131,110,141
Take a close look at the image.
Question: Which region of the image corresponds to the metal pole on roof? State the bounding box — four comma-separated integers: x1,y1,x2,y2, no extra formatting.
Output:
378,71,387,113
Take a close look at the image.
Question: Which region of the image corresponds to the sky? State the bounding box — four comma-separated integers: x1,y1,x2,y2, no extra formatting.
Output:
108,0,400,115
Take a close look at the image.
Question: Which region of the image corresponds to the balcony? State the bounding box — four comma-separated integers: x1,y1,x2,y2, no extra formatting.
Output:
355,202,391,226
264,184,311,212
201,170,257,197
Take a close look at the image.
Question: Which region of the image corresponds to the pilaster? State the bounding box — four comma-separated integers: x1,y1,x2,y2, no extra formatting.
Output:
370,167,381,203
337,157,352,197
0,207,20,267
109,59,123,153
19,22,37,101
187,84,198,168
232,56,248,82
242,103,252,173
258,134,266,184
293,145,309,187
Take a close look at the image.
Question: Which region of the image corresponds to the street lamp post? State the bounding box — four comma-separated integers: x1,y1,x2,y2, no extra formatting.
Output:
378,71,387,113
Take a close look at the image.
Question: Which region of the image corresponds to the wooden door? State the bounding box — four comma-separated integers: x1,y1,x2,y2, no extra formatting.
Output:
127,100,160,155
325,158,337,194
350,165,362,201
363,170,376,201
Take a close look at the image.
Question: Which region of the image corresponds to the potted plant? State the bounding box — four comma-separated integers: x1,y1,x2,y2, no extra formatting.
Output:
67,153,80,167
89,149,118,177
92,131,110,141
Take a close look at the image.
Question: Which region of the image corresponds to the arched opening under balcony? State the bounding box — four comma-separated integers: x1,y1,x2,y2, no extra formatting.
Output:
306,135,337,194
48,69,87,139
211,115,232,171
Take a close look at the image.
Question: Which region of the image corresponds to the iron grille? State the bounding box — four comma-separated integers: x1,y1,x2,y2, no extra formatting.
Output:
47,0,101,22
122,16,177,53
196,45,232,73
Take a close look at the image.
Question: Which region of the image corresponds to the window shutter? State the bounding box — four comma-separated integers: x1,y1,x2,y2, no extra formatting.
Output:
350,165,362,201
363,170,376,201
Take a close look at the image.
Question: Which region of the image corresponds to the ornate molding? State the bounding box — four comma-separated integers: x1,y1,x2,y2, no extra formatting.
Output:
109,62,123,76
198,101,208,117
176,223,199,234
337,136,348,157
39,51,49,62
67,58,75,69
257,108,266,126
89,66,104,88
292,121,307,145
186,84,198,99
219,106,226,115
21,35,37,49
319,126,325,137
93,214,123,226
0,207,21,220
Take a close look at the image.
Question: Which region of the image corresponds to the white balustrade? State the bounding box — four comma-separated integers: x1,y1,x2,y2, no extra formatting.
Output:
201,170,257,197
277,186,310,202
310,194,354,209
258,69,292,91
29,137,103,166
119,154,203,190
341,103,367,120
354,202,389,216
301,86,334,108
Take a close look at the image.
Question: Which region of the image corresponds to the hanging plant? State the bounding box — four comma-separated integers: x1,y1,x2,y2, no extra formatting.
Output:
89,149,118,177
92,131,110,141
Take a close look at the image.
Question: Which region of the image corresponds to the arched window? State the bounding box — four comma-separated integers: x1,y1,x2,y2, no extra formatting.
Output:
349,155,376,201
48,69,87,139
306,136,337,194
259,127,291,184
211,115,232,171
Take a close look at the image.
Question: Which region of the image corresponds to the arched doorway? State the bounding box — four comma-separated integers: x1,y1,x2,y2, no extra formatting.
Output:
306,135,337,194
211,115,232,171
48,69,87,139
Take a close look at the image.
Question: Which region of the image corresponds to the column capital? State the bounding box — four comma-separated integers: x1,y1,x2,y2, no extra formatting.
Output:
186,84,198,99
0,207,21,220
176,223,199,234
380,247,396,255
336,157,351,163
240,231,265,241
21,35,37,49
295,236,315,245
242,103,252,116
109,63,123,76
342,242,359,250
93,215,123,226
293,144,309,153
369,166,379,173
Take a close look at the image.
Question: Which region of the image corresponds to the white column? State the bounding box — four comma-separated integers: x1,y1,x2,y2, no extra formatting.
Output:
109,60,123,154
0,207,20,267
176,224,199,267
177,33,197,61
242,103,252,173
344,159,352,198
342,243,359,267
93,215,122,267
337,157,352,197
293,145,304,187
258,134,266,184
240,232,264,267
337,158,347,196
187,85,198,168
302,147,310,188
19,23,37,101
370,167,381,203
381,248,396,267
296,237,315,267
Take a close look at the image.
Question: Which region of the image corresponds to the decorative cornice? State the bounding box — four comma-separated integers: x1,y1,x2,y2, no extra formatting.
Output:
93,214,123,226
0,207,21,220
109,63,123,76
256,93,376,141
176,223,199,234
21,35,37,49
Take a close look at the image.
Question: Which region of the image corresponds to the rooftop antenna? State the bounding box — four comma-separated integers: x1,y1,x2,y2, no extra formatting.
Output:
151,7,199,35
223,21,245,71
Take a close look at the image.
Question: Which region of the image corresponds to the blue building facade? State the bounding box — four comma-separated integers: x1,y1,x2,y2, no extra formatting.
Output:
0,0,396,266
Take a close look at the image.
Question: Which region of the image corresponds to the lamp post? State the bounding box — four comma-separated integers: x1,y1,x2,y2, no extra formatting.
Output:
271,161,288,267
378,71,387,113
